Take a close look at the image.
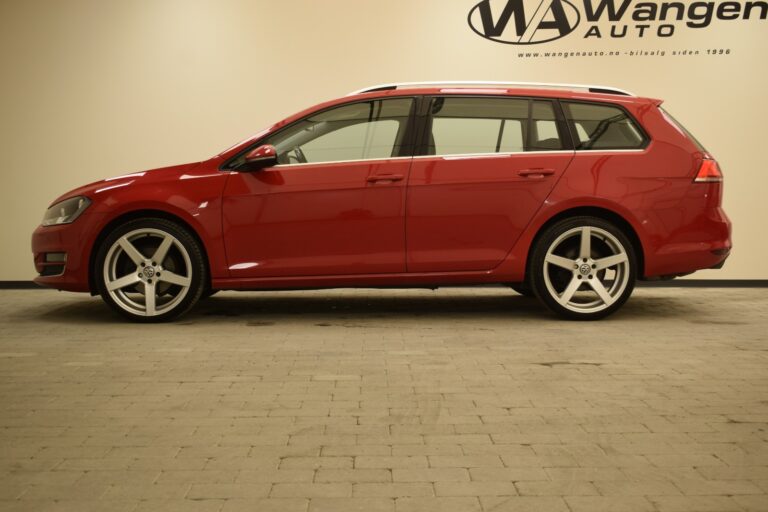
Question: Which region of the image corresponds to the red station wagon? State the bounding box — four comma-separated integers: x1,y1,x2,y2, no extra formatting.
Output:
31,81,732,321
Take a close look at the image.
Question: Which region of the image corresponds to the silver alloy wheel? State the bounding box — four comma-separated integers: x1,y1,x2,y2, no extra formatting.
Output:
102,228,193,317
542,226,630,314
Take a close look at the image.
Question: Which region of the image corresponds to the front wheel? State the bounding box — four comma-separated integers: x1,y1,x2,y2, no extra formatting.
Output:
529,216,636,320
95,218,207,322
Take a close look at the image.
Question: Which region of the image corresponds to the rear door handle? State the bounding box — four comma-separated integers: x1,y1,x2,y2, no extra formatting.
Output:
517,168,555,178
367,174,404,183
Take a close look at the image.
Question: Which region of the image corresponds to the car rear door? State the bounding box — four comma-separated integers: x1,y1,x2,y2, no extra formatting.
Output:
406,96,574,272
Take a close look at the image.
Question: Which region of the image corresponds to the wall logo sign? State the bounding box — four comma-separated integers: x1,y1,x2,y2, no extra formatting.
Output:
469,0,581,44
468,0,768,44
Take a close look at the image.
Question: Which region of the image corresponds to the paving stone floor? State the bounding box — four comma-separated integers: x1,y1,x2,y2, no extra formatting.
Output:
0,287,766,512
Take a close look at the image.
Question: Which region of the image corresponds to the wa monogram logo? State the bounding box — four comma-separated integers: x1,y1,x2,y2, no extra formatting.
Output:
468,0,581,45
469,0,768,45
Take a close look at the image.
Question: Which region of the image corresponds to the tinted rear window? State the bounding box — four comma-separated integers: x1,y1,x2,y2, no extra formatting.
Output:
563,102,646,150
427,97,565,156
660,107,707,152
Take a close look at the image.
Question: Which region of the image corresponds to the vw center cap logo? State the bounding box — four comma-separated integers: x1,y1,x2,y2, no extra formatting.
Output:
143,266,156,278
579,263,591,275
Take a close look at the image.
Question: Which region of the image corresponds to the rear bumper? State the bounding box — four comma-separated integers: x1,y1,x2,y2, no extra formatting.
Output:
31,213,105,293
644,206,732,278
708,250,730,270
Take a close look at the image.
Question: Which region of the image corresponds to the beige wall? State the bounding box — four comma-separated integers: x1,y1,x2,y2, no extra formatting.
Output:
1,0,766,280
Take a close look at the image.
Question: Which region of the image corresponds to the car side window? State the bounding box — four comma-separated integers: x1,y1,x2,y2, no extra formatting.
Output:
264,98,414,165
563,102,646,150
427,97,564,156
529,101,564,151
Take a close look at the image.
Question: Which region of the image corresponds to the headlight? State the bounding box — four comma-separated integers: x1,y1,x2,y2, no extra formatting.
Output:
41,196,91,226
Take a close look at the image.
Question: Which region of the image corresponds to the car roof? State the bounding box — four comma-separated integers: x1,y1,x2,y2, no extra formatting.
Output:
362,86,653,103
351,80,633,95
343,81,660,105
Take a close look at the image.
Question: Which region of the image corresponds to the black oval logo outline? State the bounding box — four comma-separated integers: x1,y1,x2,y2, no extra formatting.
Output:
467,0,581,45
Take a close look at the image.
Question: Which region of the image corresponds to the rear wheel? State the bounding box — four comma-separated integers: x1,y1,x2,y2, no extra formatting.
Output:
530,216,636,320
95,218,207,322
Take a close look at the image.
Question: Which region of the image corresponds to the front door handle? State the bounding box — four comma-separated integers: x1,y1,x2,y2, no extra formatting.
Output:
367,174,404,183
517,168,555,178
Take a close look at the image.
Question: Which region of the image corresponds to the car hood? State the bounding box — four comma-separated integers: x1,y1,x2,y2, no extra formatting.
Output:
48,162,203,206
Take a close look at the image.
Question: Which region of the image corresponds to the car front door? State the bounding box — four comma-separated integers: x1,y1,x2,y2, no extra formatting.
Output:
222,97,415,278
406,96,575,273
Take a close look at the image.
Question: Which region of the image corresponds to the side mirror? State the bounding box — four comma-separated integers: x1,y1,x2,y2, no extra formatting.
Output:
239,144,278,171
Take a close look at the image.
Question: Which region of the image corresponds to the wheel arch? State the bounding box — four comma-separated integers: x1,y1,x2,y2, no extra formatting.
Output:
88,209,212,295
524,206,645,281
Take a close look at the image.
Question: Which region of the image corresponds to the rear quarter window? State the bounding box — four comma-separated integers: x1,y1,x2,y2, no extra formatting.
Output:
563,102,646,150
660,107,707,152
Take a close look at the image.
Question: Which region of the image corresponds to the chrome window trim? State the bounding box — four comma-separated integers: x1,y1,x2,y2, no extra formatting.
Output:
429,150,574,160
267,148,644,168
572,149,647,153
272,156,412,168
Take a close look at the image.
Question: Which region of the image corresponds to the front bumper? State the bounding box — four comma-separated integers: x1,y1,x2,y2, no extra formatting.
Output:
31,213,105,293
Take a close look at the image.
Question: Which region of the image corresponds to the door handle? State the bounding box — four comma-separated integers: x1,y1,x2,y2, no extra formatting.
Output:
517,168,555,178
367,174,404,183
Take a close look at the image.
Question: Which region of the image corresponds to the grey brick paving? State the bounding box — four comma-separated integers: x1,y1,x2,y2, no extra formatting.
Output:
0,287,766,511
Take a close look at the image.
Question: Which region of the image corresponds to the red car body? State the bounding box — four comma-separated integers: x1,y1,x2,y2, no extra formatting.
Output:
32,86,731,297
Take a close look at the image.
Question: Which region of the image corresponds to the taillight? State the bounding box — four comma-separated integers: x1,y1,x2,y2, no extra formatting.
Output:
694,159,723,183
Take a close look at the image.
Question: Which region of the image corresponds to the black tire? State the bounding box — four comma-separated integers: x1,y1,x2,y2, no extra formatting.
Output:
510,282,534,297
529,216,636,320
95,218,207,322
201,289,219,300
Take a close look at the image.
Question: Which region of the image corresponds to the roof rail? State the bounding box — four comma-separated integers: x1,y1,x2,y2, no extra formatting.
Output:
348,81,635,97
